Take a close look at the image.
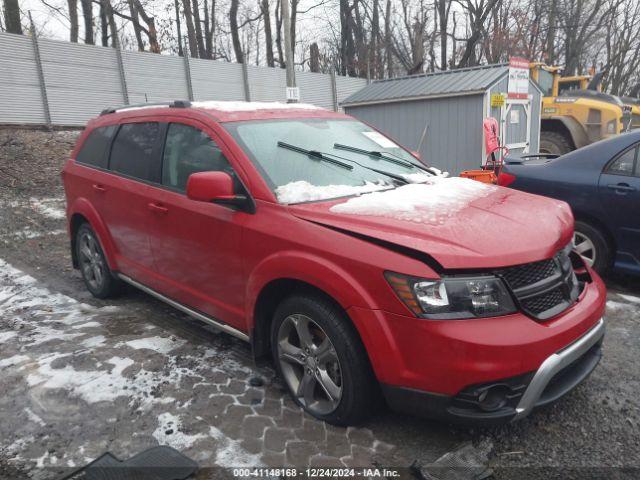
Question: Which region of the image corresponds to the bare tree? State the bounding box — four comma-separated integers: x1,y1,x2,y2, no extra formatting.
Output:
3,0,22,34
68,0,79,41
261,0,275,66
80,0,93,44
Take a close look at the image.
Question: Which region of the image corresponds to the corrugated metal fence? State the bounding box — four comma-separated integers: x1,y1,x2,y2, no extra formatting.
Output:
0,32,367,127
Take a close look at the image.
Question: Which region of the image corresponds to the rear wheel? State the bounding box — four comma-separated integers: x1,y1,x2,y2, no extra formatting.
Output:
271,294,379,426
574,220,611,274
540,131,573,155
76,223,122,298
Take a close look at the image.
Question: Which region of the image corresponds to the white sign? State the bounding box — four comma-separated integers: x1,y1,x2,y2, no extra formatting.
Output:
508,57,529,99
510,109,520,124
362,131,398,149
286,87,300,102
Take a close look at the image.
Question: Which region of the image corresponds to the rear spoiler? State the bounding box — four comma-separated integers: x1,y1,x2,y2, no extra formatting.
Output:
505,153,559,165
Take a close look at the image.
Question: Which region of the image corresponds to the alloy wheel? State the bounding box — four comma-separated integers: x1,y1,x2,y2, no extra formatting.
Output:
78,231,106,290
277,313,343,416
574,231,596,267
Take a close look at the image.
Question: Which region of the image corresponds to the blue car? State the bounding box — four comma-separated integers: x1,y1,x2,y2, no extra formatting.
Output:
498,130,640,275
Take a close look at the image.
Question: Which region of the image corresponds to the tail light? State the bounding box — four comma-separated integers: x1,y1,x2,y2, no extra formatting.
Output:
497,172,516,187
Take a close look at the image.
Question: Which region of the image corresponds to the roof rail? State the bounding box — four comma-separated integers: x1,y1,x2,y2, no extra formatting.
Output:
100,100,192,116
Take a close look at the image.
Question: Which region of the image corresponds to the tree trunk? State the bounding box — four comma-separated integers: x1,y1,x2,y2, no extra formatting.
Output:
385,0,393,77
191,0,207,58
3,0,22,34
133,0,161,53
203,0,212,58
128,0,144,50
275,0,284,67
310,42,320,72
229,0,244,63
68,0,79,42
437,0,449,70
182,0,199,57
261,0,275,67
545,0,555,63
80,0,93,44
174,0,183,56
290,0,297,64
99,0,108,46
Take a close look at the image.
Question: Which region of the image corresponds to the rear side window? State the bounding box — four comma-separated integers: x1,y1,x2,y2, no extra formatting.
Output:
162,123,233,192
606,146,637,176
109,122,162,182
76,125,116,168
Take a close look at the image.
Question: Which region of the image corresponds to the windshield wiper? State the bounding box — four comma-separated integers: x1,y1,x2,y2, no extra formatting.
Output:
278,141,410,184
334,143,415,168
334,142,442,176
278,141,353,170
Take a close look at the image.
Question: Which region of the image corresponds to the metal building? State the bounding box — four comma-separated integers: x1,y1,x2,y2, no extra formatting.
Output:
341,64,543,175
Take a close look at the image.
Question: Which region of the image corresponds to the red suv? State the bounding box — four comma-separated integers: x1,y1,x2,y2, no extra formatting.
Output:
63,101,606,426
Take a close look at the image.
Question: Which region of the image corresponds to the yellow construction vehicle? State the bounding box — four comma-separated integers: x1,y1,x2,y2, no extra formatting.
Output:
621,83,640,130
529,63,632,154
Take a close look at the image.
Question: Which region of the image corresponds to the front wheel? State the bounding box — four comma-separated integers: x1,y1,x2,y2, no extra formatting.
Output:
574,220,611,274
271,294,379,426
76,223,122,298
540,131,573,156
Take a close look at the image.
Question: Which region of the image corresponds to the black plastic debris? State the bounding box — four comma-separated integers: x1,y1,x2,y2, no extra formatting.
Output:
57,445,198,480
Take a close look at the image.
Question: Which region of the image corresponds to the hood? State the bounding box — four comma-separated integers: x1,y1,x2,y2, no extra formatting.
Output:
288,180,574,270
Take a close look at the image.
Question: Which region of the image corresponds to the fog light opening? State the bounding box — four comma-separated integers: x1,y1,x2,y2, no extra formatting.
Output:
477,385,510,412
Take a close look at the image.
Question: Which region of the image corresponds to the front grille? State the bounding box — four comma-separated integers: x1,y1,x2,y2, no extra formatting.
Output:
501,258,557,289
499,245,580,321
521,287,564,315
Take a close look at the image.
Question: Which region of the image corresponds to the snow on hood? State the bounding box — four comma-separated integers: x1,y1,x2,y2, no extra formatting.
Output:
330,177,495,225
275,180,391,204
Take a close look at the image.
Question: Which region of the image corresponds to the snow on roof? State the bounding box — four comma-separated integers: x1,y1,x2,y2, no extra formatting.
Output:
191,100,321,111
330,176,495,225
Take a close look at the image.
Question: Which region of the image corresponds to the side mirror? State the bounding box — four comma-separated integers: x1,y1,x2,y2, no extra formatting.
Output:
186,171,254,212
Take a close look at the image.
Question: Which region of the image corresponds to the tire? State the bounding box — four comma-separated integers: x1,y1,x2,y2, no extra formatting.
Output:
75,223,122,298
574,220,612,274
271,294,380,426
540,131,573,156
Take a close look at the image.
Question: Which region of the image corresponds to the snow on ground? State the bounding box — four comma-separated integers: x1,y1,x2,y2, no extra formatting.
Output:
275,180,391,204
330,176,494,224
0,258,261,469
29,197,66,219
618,294,640,304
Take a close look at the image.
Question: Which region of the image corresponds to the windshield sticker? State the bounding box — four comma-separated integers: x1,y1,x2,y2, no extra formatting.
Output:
362,131,398,149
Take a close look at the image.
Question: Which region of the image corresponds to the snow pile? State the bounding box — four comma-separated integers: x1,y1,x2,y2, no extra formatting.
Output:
330,176,495,224
191,100,321,111
275,180,390,204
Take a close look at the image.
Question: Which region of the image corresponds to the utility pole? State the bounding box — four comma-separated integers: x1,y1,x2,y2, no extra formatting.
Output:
281,0,298,102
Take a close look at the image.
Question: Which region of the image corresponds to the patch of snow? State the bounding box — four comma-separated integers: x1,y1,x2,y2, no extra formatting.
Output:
153,413,207,450
81,335,106,348
123,336,185,355
275,180,390,204
71,321,102,329
0,354,30,368
606,300,633,311
191,100,321,111
29,197,66,220
0,331,17,342
209,426,262,467
330,176,494,224
618,294,640,305
401,168,449,184
24,407,46,427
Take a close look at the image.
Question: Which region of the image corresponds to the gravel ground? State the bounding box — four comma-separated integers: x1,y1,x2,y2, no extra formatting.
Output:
0,128,639,479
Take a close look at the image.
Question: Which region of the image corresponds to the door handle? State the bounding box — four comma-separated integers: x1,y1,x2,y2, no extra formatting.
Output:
147,202,169,214
607,183,636,193
92,184,106,192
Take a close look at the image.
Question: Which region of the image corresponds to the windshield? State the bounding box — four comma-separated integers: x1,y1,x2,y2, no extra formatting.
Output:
223,118,430,204
537,70,554,96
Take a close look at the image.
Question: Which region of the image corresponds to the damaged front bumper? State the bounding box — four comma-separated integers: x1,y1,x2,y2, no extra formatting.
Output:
382,318,605,426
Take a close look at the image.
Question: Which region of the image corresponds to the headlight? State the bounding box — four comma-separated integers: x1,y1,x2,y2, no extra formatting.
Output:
607,119,617,134
385,272,517,319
